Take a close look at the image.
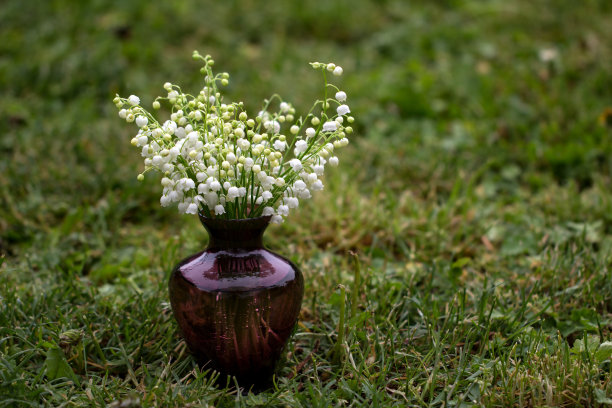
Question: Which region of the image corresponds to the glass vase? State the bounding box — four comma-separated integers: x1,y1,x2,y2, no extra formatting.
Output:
168,214,304,389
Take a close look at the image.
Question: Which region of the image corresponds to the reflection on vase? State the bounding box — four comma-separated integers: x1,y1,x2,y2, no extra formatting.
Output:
169,215,304,388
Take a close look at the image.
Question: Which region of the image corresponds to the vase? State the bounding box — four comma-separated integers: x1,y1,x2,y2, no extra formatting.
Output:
168,213,304,389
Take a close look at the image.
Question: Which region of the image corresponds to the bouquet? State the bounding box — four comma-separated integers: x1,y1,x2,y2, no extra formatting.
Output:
113,51,354,223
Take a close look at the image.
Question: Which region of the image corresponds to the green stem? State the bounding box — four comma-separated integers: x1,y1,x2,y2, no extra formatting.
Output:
332,284,346,365
350,252,361,318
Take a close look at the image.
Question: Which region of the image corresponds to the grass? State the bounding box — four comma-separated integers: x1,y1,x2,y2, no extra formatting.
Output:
1,0,612,406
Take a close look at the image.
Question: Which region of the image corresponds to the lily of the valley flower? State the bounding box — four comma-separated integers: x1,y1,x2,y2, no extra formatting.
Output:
114,52,355,222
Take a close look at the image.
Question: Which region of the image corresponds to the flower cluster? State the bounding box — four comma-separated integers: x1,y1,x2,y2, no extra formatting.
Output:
114,52,354,223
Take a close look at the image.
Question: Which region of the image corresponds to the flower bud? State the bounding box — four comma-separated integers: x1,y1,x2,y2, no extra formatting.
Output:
59,329,83,347
128,95,140,106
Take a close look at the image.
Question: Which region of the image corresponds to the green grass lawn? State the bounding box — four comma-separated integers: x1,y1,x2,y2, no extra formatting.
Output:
2,0,612,406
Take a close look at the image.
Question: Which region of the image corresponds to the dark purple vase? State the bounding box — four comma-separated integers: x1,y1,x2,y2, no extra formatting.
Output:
168,214,304,389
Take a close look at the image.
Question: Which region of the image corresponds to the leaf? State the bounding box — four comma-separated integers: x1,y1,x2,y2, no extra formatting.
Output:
44,347,78,383
561,308,600,337
449,257,470,284
348,311,368,328
567,221,603,243
594,388,612,405
596,342,612,363
452,257,471,268
58,207,84,236
499,229,537,257
571,334,600,355
90,263,122,284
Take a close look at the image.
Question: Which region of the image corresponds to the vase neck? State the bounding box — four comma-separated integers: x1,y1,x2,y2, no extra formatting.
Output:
199,214,271,250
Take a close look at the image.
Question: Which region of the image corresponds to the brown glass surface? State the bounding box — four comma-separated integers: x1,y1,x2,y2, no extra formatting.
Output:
168,215,304,389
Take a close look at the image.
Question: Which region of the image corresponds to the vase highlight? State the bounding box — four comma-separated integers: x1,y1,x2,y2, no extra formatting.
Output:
168,214,304,388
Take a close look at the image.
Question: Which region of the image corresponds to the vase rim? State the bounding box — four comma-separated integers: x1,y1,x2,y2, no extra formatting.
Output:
198,212,272,224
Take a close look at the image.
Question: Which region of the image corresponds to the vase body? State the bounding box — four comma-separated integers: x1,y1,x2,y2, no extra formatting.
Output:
168,214,304,388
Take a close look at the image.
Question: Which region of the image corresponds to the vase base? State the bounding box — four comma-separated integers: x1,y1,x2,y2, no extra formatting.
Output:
196,359,276,393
